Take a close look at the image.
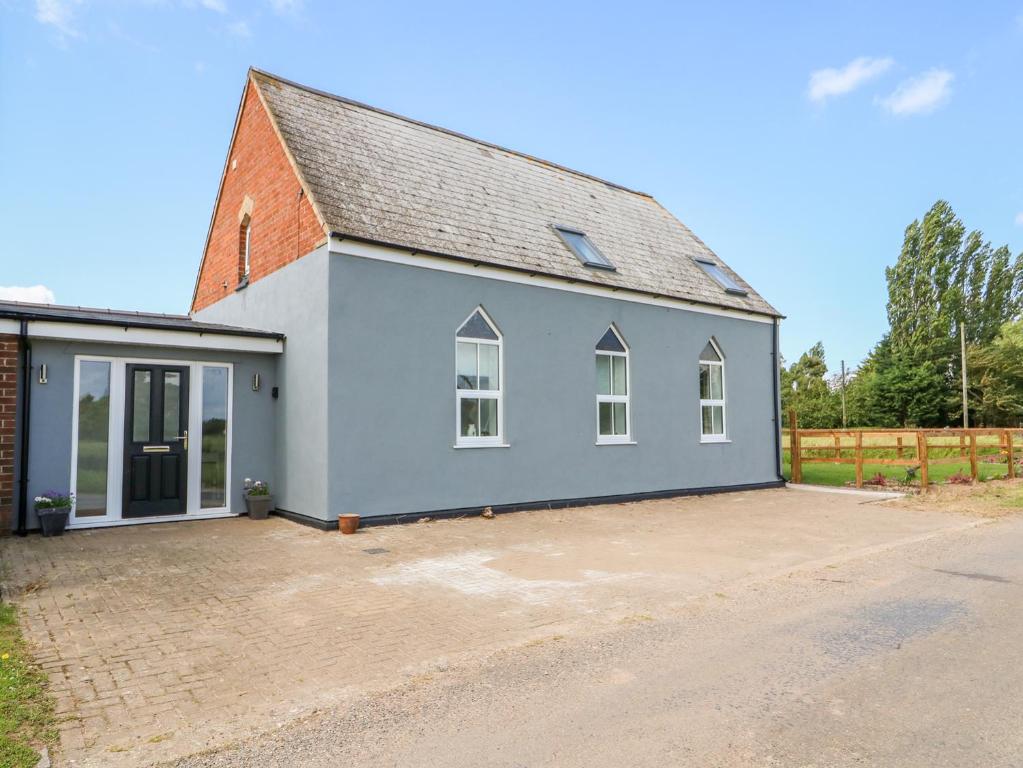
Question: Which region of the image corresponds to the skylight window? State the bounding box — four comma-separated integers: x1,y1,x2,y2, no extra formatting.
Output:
695,259,747,295
554,226,615,271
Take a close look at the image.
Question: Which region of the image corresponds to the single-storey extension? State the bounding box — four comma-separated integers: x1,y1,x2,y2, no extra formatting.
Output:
0,68,783,533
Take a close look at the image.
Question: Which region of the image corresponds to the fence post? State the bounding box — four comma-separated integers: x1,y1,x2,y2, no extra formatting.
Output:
969,433,978,482
896,436,904,459
854,431,863,487
1006,430,1016,480
917,432,929,491
834,433,841,461
959,433,966,458
789,410,801,484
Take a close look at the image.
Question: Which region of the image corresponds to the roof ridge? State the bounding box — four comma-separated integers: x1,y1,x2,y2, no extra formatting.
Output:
249,67,653,199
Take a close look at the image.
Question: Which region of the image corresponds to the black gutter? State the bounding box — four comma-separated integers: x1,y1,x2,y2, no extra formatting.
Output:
771,317,784,482
0,308,284,341
15,320,30,536
328,231,785,322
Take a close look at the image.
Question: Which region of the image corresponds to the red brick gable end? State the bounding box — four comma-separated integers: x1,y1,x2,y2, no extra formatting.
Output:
192,77,326,312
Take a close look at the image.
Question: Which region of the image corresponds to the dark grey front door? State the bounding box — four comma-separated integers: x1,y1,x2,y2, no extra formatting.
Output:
123,364,189,518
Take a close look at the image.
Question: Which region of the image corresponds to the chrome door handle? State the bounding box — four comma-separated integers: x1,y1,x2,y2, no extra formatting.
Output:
174,430,189,450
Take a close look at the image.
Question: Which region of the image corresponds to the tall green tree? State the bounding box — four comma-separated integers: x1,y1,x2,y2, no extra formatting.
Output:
873,200,1023,426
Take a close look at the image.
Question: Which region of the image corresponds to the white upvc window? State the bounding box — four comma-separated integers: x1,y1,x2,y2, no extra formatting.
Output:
455,307,504,447
595,325,631,444
699,339,727,442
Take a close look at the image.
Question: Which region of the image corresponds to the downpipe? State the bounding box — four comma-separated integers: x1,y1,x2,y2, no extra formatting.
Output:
15,320,31,536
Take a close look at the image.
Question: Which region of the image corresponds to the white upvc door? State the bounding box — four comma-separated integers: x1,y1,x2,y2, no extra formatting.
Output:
69,356,234,528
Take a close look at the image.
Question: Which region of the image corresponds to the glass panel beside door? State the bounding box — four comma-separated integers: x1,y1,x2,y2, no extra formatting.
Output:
74,361,111,518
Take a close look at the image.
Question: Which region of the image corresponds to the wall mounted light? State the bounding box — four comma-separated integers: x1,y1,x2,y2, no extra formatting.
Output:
252,372,261,392
38,363,47,385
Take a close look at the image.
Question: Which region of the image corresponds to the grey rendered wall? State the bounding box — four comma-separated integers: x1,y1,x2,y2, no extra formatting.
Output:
24,340,276,529
193,246,330,518
328,254,781,519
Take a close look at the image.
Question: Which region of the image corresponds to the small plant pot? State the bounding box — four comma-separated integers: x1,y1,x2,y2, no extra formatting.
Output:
338,514,360,535
37,507,70,537
245,494,275,520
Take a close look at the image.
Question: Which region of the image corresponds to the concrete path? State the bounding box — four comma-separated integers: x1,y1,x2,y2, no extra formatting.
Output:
0,488,984,765
170,509,1023,768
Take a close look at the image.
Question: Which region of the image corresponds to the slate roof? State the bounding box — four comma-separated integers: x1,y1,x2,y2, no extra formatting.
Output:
0,300,284,339
251,69,779,318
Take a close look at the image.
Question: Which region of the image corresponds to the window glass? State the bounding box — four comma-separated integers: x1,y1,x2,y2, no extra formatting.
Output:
598,402,613,435
612,356,627,395
460,398,479,437
478,344,499,391
702,405,724,435
201,367,229,509
456,342,477,389
700,341,721,361
696,259,746,294
75,361,110,517
613,402,627,435
456,310,499,340
163,371,181,441
132,370,151,443
556,228,615,270
479,398,498,437
596,355,611,395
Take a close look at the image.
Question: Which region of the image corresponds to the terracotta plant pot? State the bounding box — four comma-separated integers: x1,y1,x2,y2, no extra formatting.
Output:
338,514,360,535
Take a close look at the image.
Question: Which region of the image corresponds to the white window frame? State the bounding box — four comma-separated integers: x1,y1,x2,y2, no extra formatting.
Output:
242,220,252,281
699,339,728,443
68,355,235,528
454,307,506,448
595,325,632,445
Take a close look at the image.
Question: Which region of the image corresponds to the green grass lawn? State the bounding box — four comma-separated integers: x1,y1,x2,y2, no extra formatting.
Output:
0,604,56,767
782,457,1009,487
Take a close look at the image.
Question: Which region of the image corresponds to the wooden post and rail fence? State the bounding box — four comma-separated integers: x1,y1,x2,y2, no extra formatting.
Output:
785,410,1023,491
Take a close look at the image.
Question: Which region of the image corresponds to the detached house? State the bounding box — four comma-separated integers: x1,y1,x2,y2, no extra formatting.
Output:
0,69,782,533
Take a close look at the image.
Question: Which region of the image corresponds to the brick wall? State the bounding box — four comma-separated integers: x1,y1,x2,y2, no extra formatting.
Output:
192,78,325,312
0,335,18,534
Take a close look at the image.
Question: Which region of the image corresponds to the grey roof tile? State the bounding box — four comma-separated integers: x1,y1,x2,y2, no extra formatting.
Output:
253,70,780,317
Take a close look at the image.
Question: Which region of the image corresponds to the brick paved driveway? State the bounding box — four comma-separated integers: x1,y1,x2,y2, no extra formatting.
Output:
0,489,973,766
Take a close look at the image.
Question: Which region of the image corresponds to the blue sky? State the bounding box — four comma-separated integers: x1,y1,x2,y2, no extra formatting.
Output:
2,1,1022,372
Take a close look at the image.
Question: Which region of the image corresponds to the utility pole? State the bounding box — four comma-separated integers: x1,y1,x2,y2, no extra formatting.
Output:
961,322,969,428
840,359,847,429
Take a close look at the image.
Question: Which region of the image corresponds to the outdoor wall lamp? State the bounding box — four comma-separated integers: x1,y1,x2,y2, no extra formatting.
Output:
252,372,261,392
38,363,47,385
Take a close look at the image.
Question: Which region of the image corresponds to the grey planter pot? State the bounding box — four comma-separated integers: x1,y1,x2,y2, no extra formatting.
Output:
37,507,71,537
244,494,275,520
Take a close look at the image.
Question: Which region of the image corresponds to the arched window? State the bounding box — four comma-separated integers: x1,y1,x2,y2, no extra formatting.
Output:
596,325,631,443
239,216,252,285
455,307,503,447
699,339,726,441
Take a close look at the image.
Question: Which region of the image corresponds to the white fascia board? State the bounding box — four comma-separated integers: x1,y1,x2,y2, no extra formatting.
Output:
27,321,283,354
0,319,19,334
329,236,775,325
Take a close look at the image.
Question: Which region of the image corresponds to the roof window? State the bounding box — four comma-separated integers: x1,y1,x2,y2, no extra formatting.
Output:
554,226,615,271
695,259,747,295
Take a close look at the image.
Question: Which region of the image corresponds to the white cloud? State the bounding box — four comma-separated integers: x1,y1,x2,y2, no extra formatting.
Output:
267,0,302,13
808,57,893,103
35,0,81,38
199,0,227,12
0,285,56,304
227,19,250,37
1015,212,1023,227
878,69,954,116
